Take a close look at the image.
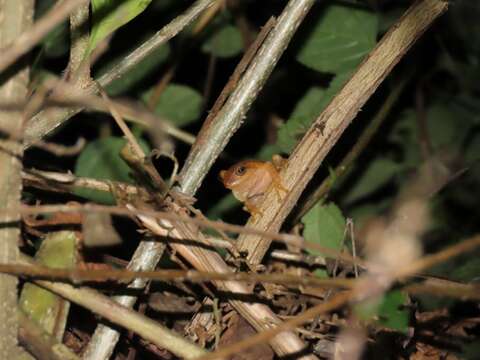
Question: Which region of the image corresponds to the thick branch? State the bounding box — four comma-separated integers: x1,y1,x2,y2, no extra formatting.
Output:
0,0,33,357
237,0,449,265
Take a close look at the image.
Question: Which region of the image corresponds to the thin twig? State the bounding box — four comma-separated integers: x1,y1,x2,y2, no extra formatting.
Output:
22,168,142,196
30,138,86,156
49,79,195,143
98,86,145,159
404,277,480,300
0,261,353,288
396,234,480,278
10,203,361,264
0,0,89,74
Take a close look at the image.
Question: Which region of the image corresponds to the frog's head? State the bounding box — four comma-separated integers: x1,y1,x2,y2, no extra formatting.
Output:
219,161,249,189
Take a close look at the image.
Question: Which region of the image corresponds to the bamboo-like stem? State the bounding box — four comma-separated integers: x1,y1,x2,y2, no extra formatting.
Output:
237,0,449,266
81,241,167,360
0,0,33,357
23,0,215,147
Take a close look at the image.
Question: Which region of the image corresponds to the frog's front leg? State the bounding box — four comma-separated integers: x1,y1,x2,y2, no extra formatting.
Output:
244,193,264,219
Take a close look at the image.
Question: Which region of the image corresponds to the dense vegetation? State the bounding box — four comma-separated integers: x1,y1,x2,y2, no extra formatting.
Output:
0,0,479,358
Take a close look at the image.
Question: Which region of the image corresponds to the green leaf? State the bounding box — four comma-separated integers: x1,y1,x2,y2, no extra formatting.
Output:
19,231,77,339
457,341,480,360
450,257,480,282
202,24,243,58
355,290,409,334
344,157,400,204
145,84,203,127
74,136,150,203
89,0,152,53
302,202,346,278
302,202,346,257
277,72,351,153
99,42,170,96
390,104,471,167
296,4,378,73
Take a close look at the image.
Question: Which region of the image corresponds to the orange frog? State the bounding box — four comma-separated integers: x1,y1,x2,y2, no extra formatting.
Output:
219,155,288,217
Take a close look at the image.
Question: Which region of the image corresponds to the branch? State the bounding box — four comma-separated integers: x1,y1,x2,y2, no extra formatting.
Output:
178,0,316,196
17,255,207,359
236,0,449,265
22,168,142,196
199,236,480,360
0,0,34,357
292,71,413,223
0,0,89,74
81,241,166,360
23,0,216,147
0,261,353,289
67,0,91,85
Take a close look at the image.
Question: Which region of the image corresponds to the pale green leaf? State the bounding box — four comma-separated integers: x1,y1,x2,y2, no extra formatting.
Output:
202,24,243,58
89,0,152,53
19,231,77,339
277,72,351,153
146,84,203,127
302,202,346,256
74,136,150,204
343,157,400,204
354,290,409,334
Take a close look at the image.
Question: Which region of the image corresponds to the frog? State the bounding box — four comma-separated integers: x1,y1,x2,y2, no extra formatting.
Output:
219,155,288,217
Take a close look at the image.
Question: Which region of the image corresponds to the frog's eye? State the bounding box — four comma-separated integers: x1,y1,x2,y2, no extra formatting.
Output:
235,165,246,176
